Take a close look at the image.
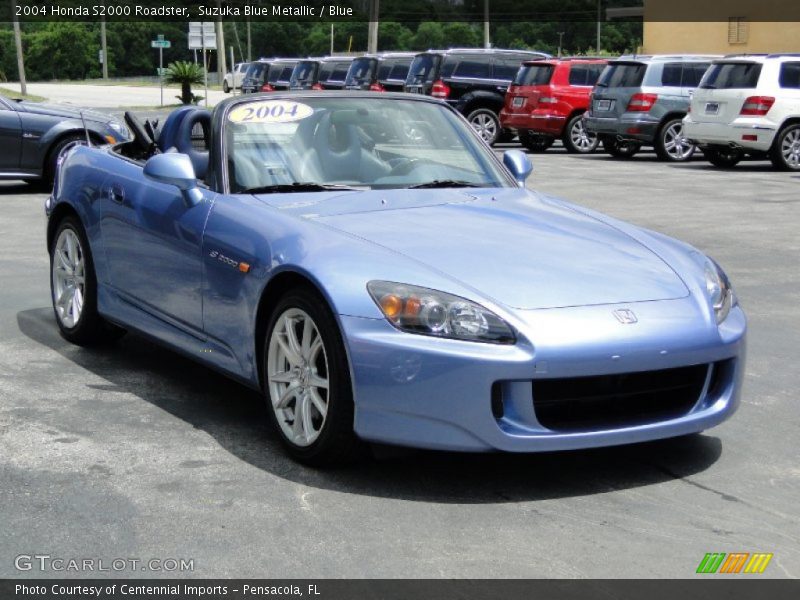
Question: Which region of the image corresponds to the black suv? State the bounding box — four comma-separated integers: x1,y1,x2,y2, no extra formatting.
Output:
241,58,299,94
289,57,355,90
404,48,550,144
344,52,416,92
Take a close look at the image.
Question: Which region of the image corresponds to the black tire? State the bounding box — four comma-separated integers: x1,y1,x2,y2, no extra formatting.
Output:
50,216,126,346
44,134,86,186
519,130,554,153
655,118,696,162
263,287,361,466
703,145,743,169
223,80,231,93
562,113,598,154
603,138,641,159
769,123,800,171
466,107,501,145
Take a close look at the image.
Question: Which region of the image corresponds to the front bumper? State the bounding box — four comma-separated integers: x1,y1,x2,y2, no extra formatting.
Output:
500,108,566,137
684,116,777,153
340,299,746,452
584,114,660,143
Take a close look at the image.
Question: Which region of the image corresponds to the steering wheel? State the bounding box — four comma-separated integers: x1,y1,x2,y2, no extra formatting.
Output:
124,111,156,155
387,158,423,177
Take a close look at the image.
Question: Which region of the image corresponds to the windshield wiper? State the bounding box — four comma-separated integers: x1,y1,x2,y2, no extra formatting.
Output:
243,182,365,194
407,180,482,189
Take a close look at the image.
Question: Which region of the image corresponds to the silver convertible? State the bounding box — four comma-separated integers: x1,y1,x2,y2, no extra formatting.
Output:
46,93,746,465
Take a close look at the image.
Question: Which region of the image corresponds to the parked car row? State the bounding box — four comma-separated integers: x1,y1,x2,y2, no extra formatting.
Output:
224,50,800,171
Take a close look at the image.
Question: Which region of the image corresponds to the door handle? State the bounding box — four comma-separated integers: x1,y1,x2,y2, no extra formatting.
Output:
108,184,125,204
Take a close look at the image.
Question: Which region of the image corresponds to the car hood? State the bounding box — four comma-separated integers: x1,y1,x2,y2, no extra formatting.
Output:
263,188,690,310
17,102,111,124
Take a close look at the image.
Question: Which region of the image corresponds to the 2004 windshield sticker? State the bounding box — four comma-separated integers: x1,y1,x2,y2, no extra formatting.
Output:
228,101,314,124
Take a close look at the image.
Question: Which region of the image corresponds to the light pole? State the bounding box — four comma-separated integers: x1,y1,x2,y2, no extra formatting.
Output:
100,14,108,79
10,0,26,96
557,31,565,58
483,0,490,49
367,0,379,53
596,0,602,54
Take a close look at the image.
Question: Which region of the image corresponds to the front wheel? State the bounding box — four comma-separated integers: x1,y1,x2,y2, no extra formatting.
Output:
770,123,800,171
519,130,554,153
222,80,231,93
603,138,641,159
50,217,125,346
264,289,360,466
563,114,598,154
655,118,696,162
703,145,743,168
467,108,501,145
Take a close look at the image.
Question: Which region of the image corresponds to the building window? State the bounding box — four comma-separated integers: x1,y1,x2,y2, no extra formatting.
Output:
728,18,749,44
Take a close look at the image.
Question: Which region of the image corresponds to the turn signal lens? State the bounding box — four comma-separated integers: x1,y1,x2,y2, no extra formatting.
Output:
627,93,658,112
740,96,775,116
379,294,404,319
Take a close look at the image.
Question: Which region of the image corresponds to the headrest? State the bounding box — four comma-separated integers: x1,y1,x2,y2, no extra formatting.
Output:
174,108,212,179
157,106,198,152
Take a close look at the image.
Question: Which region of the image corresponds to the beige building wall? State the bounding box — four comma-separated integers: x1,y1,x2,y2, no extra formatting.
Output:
642,0,800,55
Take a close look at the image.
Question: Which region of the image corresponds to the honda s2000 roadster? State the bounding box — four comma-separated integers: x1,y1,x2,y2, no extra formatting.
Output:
46,93,746,465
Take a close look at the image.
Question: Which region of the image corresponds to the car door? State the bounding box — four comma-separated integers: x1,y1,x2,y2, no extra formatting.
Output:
99,157,213,333
0,99,22,172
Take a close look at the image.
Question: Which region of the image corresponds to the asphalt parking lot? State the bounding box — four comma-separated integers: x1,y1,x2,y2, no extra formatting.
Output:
0,144,798,579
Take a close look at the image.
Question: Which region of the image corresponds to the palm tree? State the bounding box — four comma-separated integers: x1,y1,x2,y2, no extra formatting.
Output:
164,61,204,105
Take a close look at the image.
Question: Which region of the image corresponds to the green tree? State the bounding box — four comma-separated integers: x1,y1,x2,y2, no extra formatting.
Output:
378,22,414,51
165,61,204,104
411,22,445,50
441,23,481,48
25,23,97,80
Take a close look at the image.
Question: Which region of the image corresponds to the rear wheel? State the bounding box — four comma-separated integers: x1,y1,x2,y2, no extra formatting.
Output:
655,118,696,162
703,145,743,168
223,80,231,93
519,130,554,153
50,217,125,346
264,288,361,466
770,123,800,171
563,114,598,154
603,138,641,159
466,108,501,145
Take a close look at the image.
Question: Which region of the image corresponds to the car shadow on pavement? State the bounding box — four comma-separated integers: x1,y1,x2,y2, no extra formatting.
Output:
18,307,723,504
0,181,43,194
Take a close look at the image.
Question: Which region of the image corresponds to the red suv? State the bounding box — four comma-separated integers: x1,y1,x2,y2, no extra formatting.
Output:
500,58,608,153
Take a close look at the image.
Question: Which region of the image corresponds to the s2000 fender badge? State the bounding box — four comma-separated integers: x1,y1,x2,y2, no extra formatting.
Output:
613,309,638,324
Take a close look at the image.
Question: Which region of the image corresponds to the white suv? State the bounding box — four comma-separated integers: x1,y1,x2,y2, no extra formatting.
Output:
684,54,800,170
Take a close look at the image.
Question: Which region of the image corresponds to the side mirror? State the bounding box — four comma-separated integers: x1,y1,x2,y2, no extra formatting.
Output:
143,153,203,207
503,149,533,187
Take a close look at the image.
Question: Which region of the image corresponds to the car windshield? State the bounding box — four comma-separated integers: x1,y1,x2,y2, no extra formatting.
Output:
245,62,268,81
346,58,376,85
225,97,511,194
514,64,554,86
597,63,646,88
290,61,318,85
700,62,762,89
406,54,440,85
269,64,295,85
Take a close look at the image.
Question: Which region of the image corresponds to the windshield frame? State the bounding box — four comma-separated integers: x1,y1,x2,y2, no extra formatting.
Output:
216,93,518,195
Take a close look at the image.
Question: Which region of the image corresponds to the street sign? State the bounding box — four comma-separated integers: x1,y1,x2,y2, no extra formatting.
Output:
151,40,171,48
156,68,167,76
188,22,217,50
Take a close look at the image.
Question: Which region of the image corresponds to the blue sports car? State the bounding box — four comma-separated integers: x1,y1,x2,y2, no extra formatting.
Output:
46,93,746,465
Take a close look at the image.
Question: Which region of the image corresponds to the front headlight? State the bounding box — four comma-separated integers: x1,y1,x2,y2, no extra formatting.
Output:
107,120,130,140
704,258,734,324
367,281,516,344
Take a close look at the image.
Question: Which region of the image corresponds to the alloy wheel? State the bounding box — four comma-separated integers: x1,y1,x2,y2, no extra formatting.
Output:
662,122,695,160
267,308,330,447
569,118,598,153
470,112,498,143
780,128,800,169
51,228,86,329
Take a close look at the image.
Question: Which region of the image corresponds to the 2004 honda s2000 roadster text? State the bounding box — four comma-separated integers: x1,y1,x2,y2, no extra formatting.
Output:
46,93,746,465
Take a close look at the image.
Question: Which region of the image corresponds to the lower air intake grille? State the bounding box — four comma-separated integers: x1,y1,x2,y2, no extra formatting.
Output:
533,363,710,432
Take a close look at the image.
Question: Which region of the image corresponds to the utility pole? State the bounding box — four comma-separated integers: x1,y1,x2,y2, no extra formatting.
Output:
596,0,602,54
100,14,109,79
10,0,26,96
216,0,227,82
246,19,251,61
330,24,334,55
367,0,379,53
557,32,564,58
483,0,490,48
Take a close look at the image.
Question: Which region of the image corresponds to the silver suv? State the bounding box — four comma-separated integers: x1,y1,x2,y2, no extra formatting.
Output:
584,55,720,161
